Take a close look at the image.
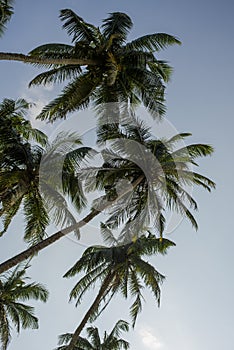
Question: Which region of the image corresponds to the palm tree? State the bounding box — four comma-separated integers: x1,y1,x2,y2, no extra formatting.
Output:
0,0,14,37
0,265,48,350
62,232,175,350
0,116,215,274
0,10,181,121
0,98,48,243
83,116,216,237
0,98,89,244
56,320,129,350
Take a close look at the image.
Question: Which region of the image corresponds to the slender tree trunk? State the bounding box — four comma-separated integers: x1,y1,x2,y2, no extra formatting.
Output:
0,209,99,274
0,52,100,66
0,176,144,274
67,272,115,350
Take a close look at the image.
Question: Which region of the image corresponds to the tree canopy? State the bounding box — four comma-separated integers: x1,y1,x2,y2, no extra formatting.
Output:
0,7,215,350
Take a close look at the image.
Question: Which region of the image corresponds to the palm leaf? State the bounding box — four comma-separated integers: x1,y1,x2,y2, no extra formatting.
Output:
23,190,49,244
28,43,75,68
37,72,101,121
60,9,100,44
125,33,181,52
29,65,82,87
0,193,24,236
102,12,133,43
0,0,14,37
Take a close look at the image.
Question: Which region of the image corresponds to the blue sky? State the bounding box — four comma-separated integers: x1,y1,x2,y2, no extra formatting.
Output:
0,0,234,349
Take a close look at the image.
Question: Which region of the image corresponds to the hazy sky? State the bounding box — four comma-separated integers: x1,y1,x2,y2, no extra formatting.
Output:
0,1,234,350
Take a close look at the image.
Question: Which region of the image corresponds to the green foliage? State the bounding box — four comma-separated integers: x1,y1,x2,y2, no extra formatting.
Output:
56,320,129,349
0,0,14,37
0,265,48,350
0,8,216,350
27,9,181,122
64,232,175,327
85,116,215,236
0,98,90,244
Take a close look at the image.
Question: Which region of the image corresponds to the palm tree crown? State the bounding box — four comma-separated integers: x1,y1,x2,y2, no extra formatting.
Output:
0,98,89,244
82,116,215,238
28,9,181,122
0,265,48,350
63,232,175,349
56,320,129,350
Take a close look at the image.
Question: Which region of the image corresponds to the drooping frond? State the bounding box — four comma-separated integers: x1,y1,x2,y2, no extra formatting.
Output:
0,98,48,146
0,266,48,350
37,72,102,121
41,183,81,239
29,65,82,87
125,33,181,52
126,68,166,118
0,191,25,236
60,9,100,44
0,0,14,37
148,59,174,83
102,12,133,44
23,190,49,244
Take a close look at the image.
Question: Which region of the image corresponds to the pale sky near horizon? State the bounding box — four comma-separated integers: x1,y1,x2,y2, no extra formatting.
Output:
0,1,234,349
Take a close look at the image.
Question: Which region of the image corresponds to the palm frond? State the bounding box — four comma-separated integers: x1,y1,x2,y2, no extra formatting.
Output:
171,144,214,161
57,332,93,349
60,9,100,44
100,222,119,246
37,72,101,121
0,266,48,350
125,33,181,52
6,303,38,330
0,0,14,37
29,43,74,59
29,65,82,87
28,43,75,68
0,193,24,236
108,319,129,339
128,271,143,327
41,183,80,239
102,12,133,43
23,190,49,244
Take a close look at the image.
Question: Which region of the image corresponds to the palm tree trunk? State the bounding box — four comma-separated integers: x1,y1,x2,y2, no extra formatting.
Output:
67,272,115,350
0,52,100,66
0,209,100,274
0,176,144,274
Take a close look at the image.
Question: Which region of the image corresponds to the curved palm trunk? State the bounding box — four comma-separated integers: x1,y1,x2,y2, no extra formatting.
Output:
0,209,99,274
0,52,100,66
0,176,144,274
67,272,115,350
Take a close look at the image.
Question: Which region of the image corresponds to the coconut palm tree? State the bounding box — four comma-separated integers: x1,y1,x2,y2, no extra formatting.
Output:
0,98,89,244
56,320,129,350
82,116,216,237
63,232,175,350
0,98,48,242
0,0,14,37
0,10,180,121
0,265,48,350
